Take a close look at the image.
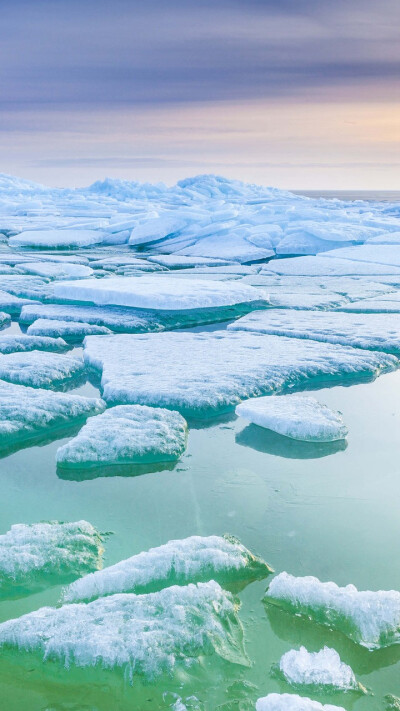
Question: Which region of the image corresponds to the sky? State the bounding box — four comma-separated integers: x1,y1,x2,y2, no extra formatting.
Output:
1,0,399,189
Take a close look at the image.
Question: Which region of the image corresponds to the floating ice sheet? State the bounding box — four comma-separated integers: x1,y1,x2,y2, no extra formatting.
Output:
18,261,94,280
0,351,85,389
9,229,106,249
278,647,360,692
321,244,400,268
263,256,400,277
0,520,103,596
63,534,272,602
229,309,400,354
0,290,37,315
264,572,400,649
56,404,188,468
256,694,346,711
0,581,248,677
83,331,397,415
236,395,347,442
0,381,105,442
0,334,68,354
27,318,111,340
53,275,265,310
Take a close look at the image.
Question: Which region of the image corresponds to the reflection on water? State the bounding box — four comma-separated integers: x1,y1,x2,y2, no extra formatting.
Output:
57,459,178,481
236,423,347,459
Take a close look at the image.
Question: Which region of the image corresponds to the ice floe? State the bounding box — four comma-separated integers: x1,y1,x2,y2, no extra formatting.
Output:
0,351,85,389
63,534,272,602
9,229,106,249
53,275,265,310
0,312,11,329
255,693,346,711
18,261,94,280
0,520,103,595
0,581,248,677
27,318,111,340
0,381,105,441
278,646,360,692
83,331,397,415
264,572,400,649
235,395,348,442
229,309,400,353
0,334,68,354
56,404,188,468
264,256,400,277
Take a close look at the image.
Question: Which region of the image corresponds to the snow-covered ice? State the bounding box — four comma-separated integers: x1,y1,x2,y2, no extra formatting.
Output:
321,244,400,268
236,395,348,442
63,534,273,602
229,309,400,353
9,229,106,249
0,334,68,354
18,261,94,280
278,647,359,692
0,351,85,389
83,331,397,415
0,381,105,441
56,404,188,467
27,318,111,340
53,275,265,311
0,290,37,315
255,694,346,711
264,256,400,277
0,581,248,677
265,572,400,649
0,521,103,594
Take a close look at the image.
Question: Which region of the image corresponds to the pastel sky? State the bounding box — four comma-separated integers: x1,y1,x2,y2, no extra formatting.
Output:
1,0,399,188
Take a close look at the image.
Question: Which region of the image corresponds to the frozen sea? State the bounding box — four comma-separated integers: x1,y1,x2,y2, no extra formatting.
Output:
0,177,399,710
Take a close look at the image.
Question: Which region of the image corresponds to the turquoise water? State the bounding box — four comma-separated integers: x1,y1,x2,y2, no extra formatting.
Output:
1,314,400,708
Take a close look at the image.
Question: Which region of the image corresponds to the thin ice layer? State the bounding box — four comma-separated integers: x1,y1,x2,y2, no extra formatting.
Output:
236,395,347,442
265,572,400,649
56,404,188,467
278,647,359,691
0,521,103,593
0,381,105,439
256,694,345,711
0,335,68,354
20,302,167,332
263,256,400,277
18,261,94,280
9,229,105,249
0,351,85,388
83,331,397,415
63,534,273,602
53,275,264,310
229,309,400,354
27,319,111,339
0,581,248,677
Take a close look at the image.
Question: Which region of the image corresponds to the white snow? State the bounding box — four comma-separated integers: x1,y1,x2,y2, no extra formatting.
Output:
63,534,272,602
265,572,400,649
27,319,111,339
279,647,359,691
9,229,105,249
0,381,105,440
255,694,346,711
83,331,397,415
229,309,400,353
235,395,348,442
56,404,188,467
0,581,247,676
0,521,103,592
53,275,265,311
0,334,68,354
0,351,85,388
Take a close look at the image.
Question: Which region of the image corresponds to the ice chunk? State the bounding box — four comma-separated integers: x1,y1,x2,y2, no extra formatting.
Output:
129,215,187,246
146,255,236,269
0,290,37,315
229,309,400,354
63,534,273,602
340,293,400,313
321,244,400,268
255,693,345,711
0,275,50,300
0,581,248,677
27,318,111,340
18,261,94,280
9,229,106,249
177,233,274,264
0,381,105,442
264,572,400,649
83,331,397,416
0,520,103,596
264,256,400,277
236,395,347,442
53,275,265,311
56,404,188,468
0,334,68,354
0,312,11,329
278,646,360,692
0,351,85,389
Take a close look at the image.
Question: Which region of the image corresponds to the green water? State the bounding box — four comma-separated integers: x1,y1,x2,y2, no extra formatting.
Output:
0,319,400,709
